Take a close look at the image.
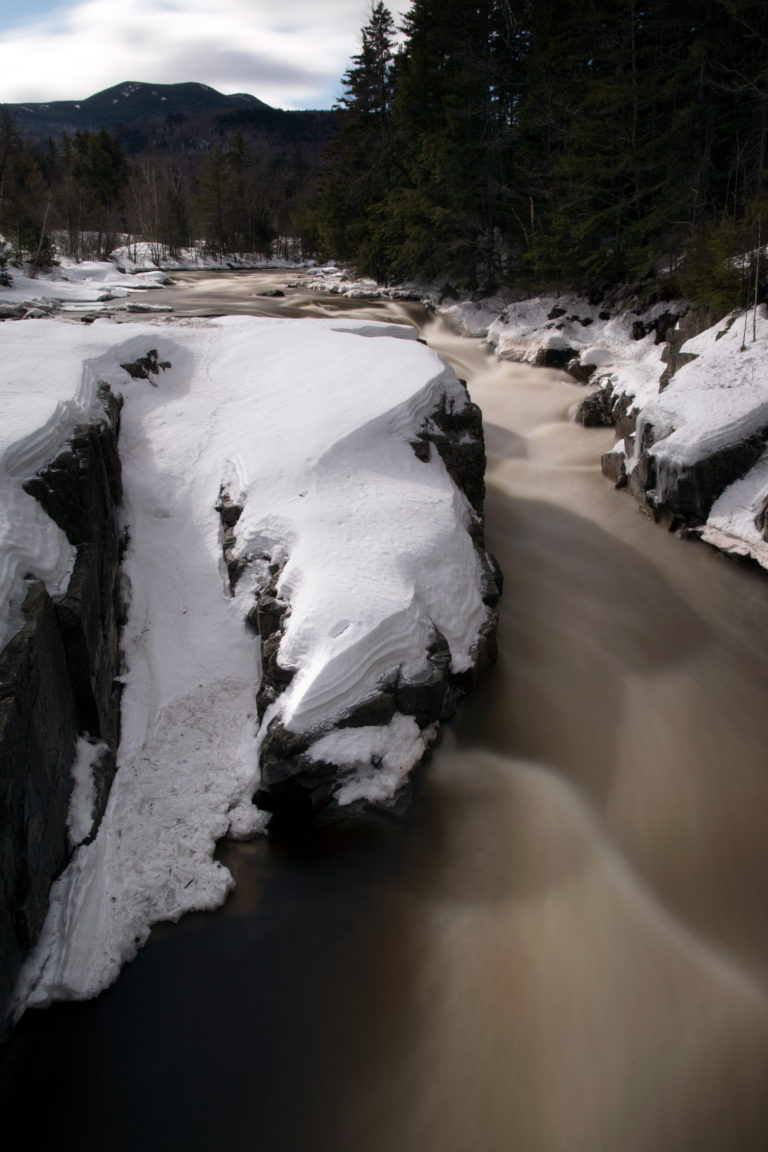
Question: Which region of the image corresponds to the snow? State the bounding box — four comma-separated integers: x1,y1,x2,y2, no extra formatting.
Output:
294,264,424,300
67,737,107,849
0,321,119,647
308,715,438,807
110,242,310,275
6,302,487,1011
633,308,768,469
701,454,768,567
0,255,169,312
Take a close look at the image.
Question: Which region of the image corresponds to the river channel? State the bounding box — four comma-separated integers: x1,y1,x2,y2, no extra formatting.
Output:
2,270,768,1150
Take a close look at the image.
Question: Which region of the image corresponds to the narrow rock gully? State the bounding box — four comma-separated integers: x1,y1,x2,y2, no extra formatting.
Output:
2,270,768,1151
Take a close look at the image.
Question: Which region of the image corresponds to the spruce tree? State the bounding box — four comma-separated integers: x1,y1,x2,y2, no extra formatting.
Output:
379,0,515,288
304,3,397,276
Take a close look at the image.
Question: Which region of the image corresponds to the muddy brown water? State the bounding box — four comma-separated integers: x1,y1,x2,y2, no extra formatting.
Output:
2,270,768,1151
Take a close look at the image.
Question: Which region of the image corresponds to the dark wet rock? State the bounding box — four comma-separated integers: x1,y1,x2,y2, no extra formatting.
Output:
534,344,577,369
0,583,76,1023
411,390,487,526
410,439,431,463
577,384,615,426
610,392,637,450
547,306,566,320
602,448,627,489
479,551,503,608
259,289,285,297
394,630,451,726
438,282,460,304
1,387,125,1025
567,359,598,384
119,348,171,381
0,304,25,320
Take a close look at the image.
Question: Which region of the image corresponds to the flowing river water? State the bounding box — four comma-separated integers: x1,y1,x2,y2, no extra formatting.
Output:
2,271,768,1150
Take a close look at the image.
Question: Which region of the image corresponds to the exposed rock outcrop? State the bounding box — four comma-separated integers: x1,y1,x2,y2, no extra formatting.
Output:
0,389,124,1026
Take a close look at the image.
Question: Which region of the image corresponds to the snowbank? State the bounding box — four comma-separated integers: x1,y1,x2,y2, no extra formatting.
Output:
294,264,425,300
0,256,170,313
6,311,492,1010
110,242,310,274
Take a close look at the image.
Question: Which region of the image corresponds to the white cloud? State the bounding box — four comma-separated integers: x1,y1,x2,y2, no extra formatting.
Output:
0,0,413,108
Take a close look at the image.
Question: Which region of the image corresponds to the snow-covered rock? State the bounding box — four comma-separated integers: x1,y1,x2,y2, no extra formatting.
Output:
591,306,768,564
293,264,424,300
2,311,498,1012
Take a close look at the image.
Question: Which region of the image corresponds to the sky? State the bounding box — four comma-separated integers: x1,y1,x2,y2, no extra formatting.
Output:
0,0,412,109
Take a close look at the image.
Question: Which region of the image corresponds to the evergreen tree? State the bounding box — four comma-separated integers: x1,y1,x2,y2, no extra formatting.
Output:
309,0,768,300
303,3,397,276
194,136,273,256
0,113,55,267
70,128,129,257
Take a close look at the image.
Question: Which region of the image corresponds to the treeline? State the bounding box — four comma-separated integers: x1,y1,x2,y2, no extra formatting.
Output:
302,0,768,307
0,114,309,271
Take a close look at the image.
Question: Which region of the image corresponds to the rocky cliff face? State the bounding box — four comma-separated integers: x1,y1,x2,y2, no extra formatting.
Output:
0,389,124,1026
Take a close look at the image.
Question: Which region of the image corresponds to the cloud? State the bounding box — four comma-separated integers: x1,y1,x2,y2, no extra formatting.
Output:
0,0,413,109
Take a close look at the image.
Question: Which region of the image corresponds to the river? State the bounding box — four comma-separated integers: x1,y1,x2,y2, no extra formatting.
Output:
2,270,768,1150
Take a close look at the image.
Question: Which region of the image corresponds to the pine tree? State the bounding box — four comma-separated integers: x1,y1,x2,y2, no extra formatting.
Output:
0,114,55,267
365,0,519,288
70,128,129,257
304,3,397,276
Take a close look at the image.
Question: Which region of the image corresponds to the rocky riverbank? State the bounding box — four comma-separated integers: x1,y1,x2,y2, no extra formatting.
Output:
434,289,768,572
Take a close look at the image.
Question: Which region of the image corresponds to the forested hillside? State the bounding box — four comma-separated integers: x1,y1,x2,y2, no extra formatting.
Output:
0,82,335,267
303,0,768,306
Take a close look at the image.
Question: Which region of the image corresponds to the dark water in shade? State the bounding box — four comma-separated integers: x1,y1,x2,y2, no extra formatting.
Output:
3,271,768,1151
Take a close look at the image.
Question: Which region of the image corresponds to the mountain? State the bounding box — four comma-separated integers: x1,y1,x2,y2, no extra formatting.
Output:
2,80,336,154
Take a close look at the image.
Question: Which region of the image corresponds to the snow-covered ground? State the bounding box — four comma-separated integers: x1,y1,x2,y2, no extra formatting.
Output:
439,293,768,571
110,241,310,275
3,301,487,1012
0,257,171,313
0,246,309,318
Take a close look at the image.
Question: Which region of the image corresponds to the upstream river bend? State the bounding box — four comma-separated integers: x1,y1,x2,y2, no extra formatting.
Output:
2,271,768,1151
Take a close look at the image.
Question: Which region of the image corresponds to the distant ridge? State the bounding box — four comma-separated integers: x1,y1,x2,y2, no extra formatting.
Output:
2,80,335,153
